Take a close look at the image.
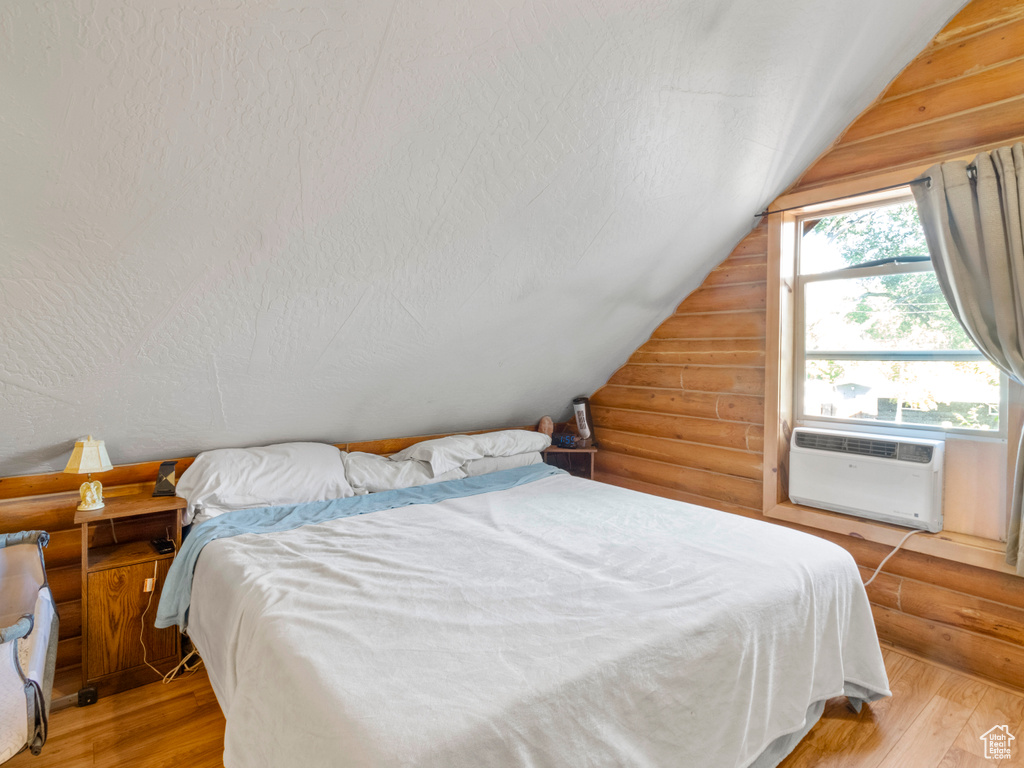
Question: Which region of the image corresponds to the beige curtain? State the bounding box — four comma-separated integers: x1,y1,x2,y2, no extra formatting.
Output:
912,143,1024,573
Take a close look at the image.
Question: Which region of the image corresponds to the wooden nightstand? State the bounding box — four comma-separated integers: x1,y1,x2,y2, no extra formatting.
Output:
543,446,597,479
74,493,185,702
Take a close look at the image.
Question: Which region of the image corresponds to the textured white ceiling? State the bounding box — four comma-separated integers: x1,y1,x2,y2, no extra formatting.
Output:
0,0,964,475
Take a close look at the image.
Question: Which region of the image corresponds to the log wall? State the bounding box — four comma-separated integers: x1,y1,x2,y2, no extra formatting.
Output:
593,224,767,514
592,0,1024,689
792,0,1024,192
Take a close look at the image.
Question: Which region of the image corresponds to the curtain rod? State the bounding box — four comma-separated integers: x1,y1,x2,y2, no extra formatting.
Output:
755,176,931,218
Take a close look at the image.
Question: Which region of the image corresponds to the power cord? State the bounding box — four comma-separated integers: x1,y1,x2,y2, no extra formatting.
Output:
139,555,205,684
863,528,921,587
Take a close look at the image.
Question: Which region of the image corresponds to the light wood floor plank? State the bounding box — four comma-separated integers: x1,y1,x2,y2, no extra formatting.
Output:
89,691,219,767
10,647,1024,768
875,673,988,768
943,686,1024,766
937,746,991,768
882,646,918,684
5,670,225,768
780,655,952,768
98,713,224,768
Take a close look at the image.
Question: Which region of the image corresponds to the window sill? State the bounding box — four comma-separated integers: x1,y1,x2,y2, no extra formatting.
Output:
765,500,1015,575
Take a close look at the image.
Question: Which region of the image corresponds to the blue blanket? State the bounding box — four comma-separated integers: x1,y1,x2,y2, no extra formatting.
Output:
155,463,563,630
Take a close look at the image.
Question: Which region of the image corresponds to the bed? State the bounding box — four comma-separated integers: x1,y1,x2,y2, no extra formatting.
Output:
156,447,889,768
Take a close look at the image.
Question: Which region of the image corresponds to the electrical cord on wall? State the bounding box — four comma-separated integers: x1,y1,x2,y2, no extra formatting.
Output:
139,555,204,684
863,528,921,587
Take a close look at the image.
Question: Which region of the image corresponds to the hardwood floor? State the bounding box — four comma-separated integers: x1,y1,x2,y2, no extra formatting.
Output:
7,669,224,768
10,646,1024,767
780,646,1024,768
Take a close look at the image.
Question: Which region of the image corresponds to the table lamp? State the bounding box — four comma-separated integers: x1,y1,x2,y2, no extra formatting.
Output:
64,436,113,511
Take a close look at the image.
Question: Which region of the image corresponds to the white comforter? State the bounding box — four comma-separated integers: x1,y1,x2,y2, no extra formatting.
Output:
189,474,888,768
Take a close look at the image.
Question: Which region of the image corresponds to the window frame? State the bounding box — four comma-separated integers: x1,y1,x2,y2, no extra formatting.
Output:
791,190,1007,440
762,172,1021,573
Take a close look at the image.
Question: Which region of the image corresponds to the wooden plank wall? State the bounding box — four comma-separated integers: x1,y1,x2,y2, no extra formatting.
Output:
0,426,531,689
592,0,1024,690
792,0,1024,191
592,224,767,514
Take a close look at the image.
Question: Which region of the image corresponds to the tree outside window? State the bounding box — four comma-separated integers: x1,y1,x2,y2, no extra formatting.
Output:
798,199,1001,432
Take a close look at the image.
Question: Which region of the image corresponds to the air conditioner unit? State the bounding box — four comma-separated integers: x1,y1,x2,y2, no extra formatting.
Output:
789,427,944,532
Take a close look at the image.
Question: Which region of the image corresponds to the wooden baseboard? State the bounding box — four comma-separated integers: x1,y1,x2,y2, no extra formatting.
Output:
50,665,80,712
873,603,1024,691
878,640,1024,698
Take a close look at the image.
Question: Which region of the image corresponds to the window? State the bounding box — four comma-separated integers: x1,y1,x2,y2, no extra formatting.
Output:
764,181,1015,562
795,192,1003,434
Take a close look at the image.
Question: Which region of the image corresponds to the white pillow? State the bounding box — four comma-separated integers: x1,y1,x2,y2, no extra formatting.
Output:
389,430,551,477
462,452,543,477
343,452,467,494
177,442,354,524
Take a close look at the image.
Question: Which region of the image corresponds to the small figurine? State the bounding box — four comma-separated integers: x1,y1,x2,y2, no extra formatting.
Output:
80,480,104,511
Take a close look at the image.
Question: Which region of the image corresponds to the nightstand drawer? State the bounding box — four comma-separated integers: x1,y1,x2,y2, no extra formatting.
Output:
86,559,175,678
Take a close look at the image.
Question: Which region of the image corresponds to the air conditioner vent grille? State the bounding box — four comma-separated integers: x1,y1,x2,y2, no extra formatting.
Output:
897,443,934,463
795,431,897,459
794,432,935,463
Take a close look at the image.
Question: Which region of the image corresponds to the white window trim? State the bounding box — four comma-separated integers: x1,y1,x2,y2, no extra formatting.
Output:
762,170,1021,575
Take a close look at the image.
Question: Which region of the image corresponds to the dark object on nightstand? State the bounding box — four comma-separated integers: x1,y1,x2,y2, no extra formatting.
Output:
551,432,579,449
152,460,178,497
543,446,597,479
572,396,596,448
151,538,175,555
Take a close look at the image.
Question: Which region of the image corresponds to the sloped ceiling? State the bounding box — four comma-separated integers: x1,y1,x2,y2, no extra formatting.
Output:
0,0,965,474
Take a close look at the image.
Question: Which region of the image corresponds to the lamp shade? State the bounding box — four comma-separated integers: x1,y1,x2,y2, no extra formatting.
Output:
64,436,113,475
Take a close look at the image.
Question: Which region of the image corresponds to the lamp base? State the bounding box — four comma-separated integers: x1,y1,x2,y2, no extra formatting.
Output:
77,480,105,511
